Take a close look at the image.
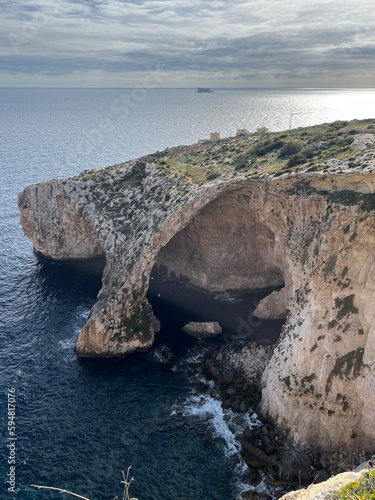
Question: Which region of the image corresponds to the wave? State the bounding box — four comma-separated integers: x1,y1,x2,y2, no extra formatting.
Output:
178,392,260,456
171,382,262,498
79,309,90,320
172,345,282,499
213,292,241,303
58,337,76,350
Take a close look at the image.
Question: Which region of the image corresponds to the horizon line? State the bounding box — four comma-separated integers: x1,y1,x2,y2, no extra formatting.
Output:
1,86,375,90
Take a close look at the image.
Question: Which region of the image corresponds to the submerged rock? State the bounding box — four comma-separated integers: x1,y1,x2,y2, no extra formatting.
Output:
154,345,173,363
182,321,222,338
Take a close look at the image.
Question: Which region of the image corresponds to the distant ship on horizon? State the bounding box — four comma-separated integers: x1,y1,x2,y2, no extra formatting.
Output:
196,87,214,93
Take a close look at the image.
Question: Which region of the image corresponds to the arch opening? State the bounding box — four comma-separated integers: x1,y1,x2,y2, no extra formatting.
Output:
148,188,290,347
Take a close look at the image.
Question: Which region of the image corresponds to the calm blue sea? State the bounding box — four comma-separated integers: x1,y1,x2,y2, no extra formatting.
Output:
1,88,375,500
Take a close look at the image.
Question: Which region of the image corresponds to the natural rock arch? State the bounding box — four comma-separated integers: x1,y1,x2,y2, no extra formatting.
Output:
18,153,375,453
72,180,295,358
154,189,288,296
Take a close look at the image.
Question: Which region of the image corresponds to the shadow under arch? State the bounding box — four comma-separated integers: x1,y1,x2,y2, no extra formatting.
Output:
34,254,106,302
147,186,291,347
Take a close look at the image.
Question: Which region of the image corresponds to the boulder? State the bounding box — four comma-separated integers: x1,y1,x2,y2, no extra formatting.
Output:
226,387,237,397
242,443,277,469
223,371,234,384
311,469,330,484
281,448,313,485
253,287,289,320
182,321,222,338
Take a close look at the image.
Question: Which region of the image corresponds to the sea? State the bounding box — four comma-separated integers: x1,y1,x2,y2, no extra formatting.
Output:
1,87,375,500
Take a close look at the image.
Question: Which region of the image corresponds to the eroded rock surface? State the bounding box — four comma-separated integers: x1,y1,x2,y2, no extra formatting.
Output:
18,120,375,452
182,322,222,338
253,287,289,320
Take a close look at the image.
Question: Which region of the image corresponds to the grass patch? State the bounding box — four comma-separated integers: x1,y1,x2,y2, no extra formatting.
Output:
164,159,207,184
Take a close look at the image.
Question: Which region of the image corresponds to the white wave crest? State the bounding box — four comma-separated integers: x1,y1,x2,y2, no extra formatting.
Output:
58,337,76,350
213,292,240,303
174,393,261,458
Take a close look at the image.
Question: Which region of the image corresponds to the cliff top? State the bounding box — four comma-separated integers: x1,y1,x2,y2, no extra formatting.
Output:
75,118,375,187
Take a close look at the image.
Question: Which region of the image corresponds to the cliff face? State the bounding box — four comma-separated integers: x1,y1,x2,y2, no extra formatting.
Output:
260,175,375,452
18,120,375,452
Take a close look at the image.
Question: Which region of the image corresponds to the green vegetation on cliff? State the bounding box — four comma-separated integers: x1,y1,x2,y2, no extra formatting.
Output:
331,469,375,500
73,119,375,192
147,118,375,184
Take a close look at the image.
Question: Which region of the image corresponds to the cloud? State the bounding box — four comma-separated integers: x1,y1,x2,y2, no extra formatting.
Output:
0,0,374,86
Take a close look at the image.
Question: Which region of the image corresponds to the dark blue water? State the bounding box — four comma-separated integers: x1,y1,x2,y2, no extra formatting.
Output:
1,88,375,500
0,254,242,500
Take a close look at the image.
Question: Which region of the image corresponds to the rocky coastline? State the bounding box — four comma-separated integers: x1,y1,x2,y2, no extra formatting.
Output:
18,119,375,495
184,335,370,498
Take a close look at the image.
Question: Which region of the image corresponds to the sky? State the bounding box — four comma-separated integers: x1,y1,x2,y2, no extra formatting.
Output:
0,0,374,88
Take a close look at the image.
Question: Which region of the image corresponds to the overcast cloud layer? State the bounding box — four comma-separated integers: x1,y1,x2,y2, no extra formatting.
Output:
0,0,374,87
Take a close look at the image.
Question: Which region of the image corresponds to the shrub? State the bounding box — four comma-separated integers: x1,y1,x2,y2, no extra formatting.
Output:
279,141,302,158
304,149,316,159
206,170,221,180
235,163,247,171
327,121,348,132
288,154,303,167
337,137,354,147
250,138,284,156
233,152,251,170
307,164,321,172
331,469,375,499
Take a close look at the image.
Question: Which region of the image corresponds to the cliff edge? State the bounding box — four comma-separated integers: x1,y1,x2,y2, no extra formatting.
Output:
18,119,375,453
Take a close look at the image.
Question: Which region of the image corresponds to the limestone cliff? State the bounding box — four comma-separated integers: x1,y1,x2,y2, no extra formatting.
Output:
18,119,375,452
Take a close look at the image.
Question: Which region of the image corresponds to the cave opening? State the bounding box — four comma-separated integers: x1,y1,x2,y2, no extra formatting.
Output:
36,254,106,298
57,255,106,279
147,189,289,352
147,268,285,354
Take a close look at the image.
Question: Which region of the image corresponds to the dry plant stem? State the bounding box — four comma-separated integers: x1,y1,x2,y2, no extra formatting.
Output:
121,467,138,500
31,484,90,500
31,467,138,500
